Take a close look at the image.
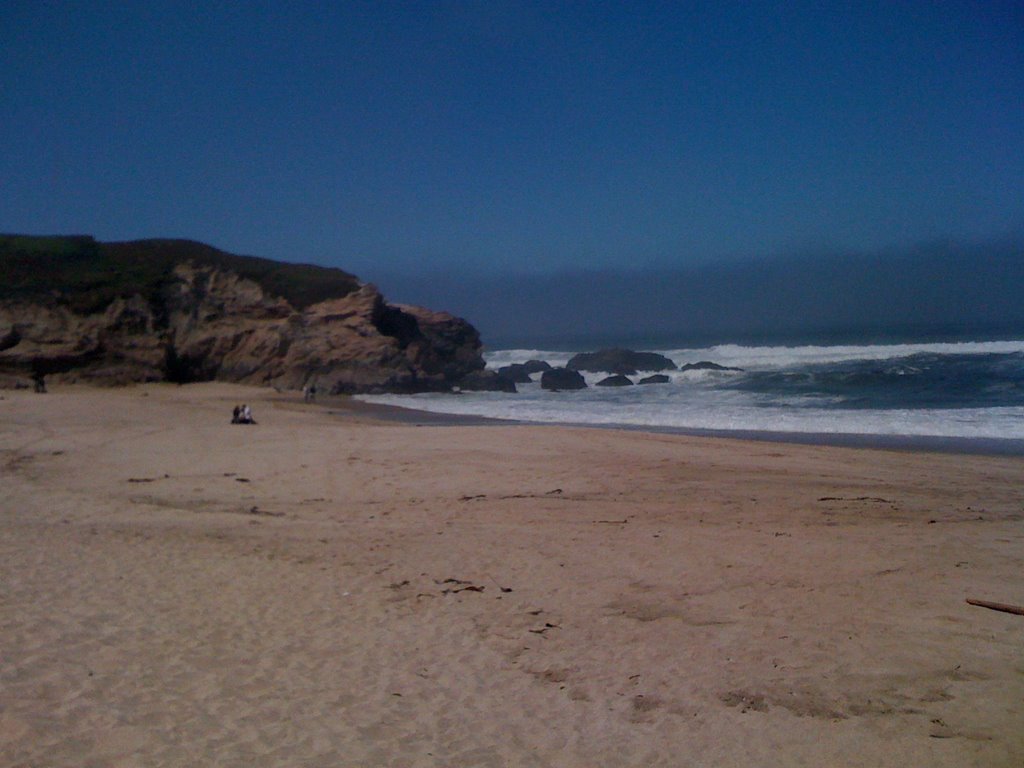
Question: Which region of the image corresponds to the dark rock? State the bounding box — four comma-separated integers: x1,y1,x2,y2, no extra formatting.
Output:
567,348,676,375
497,359,551,384
522,359,552,374
456,369,517,393
496,364,534,384
638,374,670,384
596,375,634,387
540,367,587,391
678,361,744,372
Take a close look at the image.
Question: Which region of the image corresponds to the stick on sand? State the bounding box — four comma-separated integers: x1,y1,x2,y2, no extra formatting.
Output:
966,598,1024,616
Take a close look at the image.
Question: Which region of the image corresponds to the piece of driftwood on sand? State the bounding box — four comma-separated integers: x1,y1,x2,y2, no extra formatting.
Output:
965,598,1024,616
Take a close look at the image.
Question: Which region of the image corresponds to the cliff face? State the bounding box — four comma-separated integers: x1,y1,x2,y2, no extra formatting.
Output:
0,236,487,393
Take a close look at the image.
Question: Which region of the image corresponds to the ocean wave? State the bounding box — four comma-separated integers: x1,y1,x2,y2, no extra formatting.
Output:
723,351,1024,409
657,340,1024,370
486,339,1024,371
430,338,1024,439
357,389,1024,439
484,349,575,369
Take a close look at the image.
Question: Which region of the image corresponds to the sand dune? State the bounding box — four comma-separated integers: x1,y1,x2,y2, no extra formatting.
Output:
1,383,1022,767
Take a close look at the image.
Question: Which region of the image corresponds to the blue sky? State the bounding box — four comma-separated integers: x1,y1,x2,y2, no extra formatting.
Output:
2,1,1022,280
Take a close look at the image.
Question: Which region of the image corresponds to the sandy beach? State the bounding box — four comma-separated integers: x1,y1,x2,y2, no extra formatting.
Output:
1,383,1022,767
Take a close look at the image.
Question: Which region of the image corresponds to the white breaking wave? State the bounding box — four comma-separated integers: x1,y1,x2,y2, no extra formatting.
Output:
661,340,1024,370
358,387,1024,439
486,339,1024,372
357,339,1024,440
484,348,576,369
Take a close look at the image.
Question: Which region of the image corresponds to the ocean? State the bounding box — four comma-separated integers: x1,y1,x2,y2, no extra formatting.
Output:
357,336,1024,452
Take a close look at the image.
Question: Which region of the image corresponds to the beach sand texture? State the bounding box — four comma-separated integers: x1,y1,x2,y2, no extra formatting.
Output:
1,384,1022,767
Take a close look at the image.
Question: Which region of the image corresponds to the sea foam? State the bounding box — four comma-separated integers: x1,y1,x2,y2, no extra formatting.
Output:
486,339,1024,371
359,339,1024,440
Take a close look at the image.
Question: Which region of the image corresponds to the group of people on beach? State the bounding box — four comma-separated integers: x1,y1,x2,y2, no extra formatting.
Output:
231,404,255,424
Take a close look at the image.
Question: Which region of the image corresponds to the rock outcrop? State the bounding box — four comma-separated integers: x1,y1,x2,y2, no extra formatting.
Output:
496,364,534,384
0,236,487,394
567,348,676,376
522,359,552,374
678,361,744,372
596,375,634,387
540,367,587,391
638,374,671,384
496,359,552,385
455,369,517,393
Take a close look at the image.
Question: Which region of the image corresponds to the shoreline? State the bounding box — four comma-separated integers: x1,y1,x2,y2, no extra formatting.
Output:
5,382,1021,456
340,395,1024,457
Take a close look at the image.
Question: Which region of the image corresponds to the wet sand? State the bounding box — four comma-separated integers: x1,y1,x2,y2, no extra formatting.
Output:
2,383,1022,767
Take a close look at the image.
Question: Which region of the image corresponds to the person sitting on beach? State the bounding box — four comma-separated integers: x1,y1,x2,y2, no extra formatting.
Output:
242,404,255,424
232,405,241,424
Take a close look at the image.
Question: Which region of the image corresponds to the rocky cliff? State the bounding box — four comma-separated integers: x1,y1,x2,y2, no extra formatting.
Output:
0,235,492,393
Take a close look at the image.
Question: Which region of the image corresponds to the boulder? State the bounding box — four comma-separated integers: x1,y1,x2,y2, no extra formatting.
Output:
497,360,551,383
540,367,587,391
638,374,670,384
567,348,676,375
522,359,552,374
496,364,534,384
596,375,634,387
456,369,517,393
678,361,744,372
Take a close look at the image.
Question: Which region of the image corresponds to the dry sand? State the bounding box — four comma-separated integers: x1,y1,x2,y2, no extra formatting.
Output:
1,383,1022,767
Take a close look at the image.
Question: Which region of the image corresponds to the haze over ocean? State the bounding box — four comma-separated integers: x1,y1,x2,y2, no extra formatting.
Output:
376,239,1024,348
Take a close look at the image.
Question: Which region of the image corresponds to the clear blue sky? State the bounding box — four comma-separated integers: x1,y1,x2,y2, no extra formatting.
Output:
2,1,1022,279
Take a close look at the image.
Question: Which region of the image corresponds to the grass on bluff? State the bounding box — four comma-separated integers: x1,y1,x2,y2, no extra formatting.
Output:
0,235,362,314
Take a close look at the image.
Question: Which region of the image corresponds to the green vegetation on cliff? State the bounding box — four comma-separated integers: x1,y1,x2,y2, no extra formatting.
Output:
0,234,362,313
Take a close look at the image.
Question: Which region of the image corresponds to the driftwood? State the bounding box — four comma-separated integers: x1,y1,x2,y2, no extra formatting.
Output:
966,598,1024,617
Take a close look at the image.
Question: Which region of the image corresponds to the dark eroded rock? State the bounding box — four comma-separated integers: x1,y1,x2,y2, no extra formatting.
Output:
522,359,552,374
596,374,634,387
638,374,671,384
540,367,587,391
678,361,744,372
496,364,534,384
456,369,517,393
567,348,676,375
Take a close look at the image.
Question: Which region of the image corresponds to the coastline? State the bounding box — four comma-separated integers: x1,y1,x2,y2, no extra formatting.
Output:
473,337,1024,451
342,395,1024,456
3,382,1023,766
